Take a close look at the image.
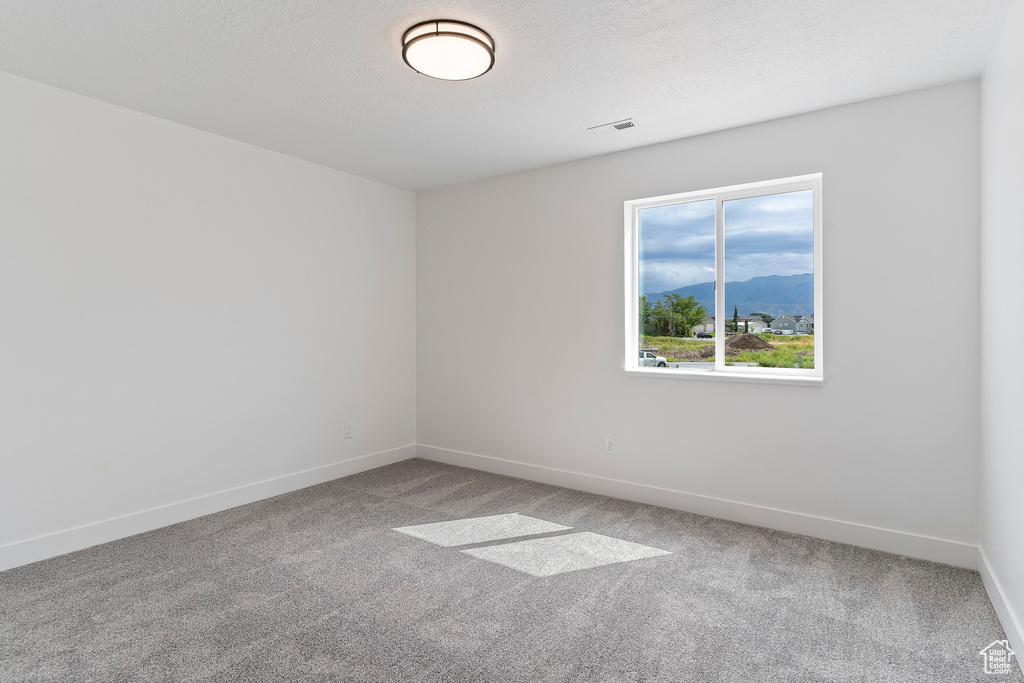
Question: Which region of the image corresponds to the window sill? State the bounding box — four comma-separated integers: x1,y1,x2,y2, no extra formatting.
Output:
624,367,823,386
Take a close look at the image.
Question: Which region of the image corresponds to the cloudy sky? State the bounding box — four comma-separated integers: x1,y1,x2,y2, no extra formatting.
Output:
639,189,814,295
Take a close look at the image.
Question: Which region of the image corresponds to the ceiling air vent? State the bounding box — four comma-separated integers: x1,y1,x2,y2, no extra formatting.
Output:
588,118,636,135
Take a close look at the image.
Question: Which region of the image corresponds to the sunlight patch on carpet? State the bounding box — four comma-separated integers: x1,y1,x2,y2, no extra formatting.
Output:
392,513,570,547
462,531,671,577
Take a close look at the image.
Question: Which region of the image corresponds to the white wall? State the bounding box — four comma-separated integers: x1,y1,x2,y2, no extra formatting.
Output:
418,81,981,566
0,72,417,569
980,0,1024,655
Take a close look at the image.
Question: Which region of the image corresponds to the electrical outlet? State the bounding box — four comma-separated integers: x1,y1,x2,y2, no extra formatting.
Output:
605,438,614,454
344,423,353,439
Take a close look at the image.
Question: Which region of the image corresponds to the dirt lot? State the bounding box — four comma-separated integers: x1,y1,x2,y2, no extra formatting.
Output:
724,334,774,356
642,333,813,365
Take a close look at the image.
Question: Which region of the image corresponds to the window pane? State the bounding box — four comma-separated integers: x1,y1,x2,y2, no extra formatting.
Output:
723,190,814,370
637,199,716,368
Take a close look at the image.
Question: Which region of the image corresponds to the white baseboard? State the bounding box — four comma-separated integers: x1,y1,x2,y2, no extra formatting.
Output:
417,444,978,570
979,548,1024,674
2,443,982,576
0,444,417,572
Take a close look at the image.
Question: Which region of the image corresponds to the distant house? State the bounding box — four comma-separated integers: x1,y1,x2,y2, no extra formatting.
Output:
690,315,802,334
770,314,814,334
693,315,775,334
735,316,770,333
770,315,798,334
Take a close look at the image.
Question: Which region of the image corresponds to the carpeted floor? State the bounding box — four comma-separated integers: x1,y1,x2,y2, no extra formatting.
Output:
1,458,1018,682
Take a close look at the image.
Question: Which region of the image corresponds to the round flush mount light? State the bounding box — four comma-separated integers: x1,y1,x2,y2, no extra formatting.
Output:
402,20,495,81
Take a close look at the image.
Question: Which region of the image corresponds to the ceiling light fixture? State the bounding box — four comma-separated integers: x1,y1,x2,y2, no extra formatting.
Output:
402,20,494,81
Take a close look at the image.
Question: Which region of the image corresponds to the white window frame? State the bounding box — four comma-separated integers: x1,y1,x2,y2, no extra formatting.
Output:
623,173,823,385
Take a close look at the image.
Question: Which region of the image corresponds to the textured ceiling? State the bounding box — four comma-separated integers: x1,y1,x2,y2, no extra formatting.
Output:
0,0,1011,191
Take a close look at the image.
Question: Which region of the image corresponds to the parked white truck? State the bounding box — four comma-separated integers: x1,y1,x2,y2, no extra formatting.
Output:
639,350,668,367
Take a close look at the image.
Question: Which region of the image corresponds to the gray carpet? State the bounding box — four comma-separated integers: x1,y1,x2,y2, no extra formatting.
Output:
0,458,1018,682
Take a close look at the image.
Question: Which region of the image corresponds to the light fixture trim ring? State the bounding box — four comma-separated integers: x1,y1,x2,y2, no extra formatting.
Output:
402,19,496,81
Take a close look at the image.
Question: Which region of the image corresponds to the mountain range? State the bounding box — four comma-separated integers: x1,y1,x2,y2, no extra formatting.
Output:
644,273,813,318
